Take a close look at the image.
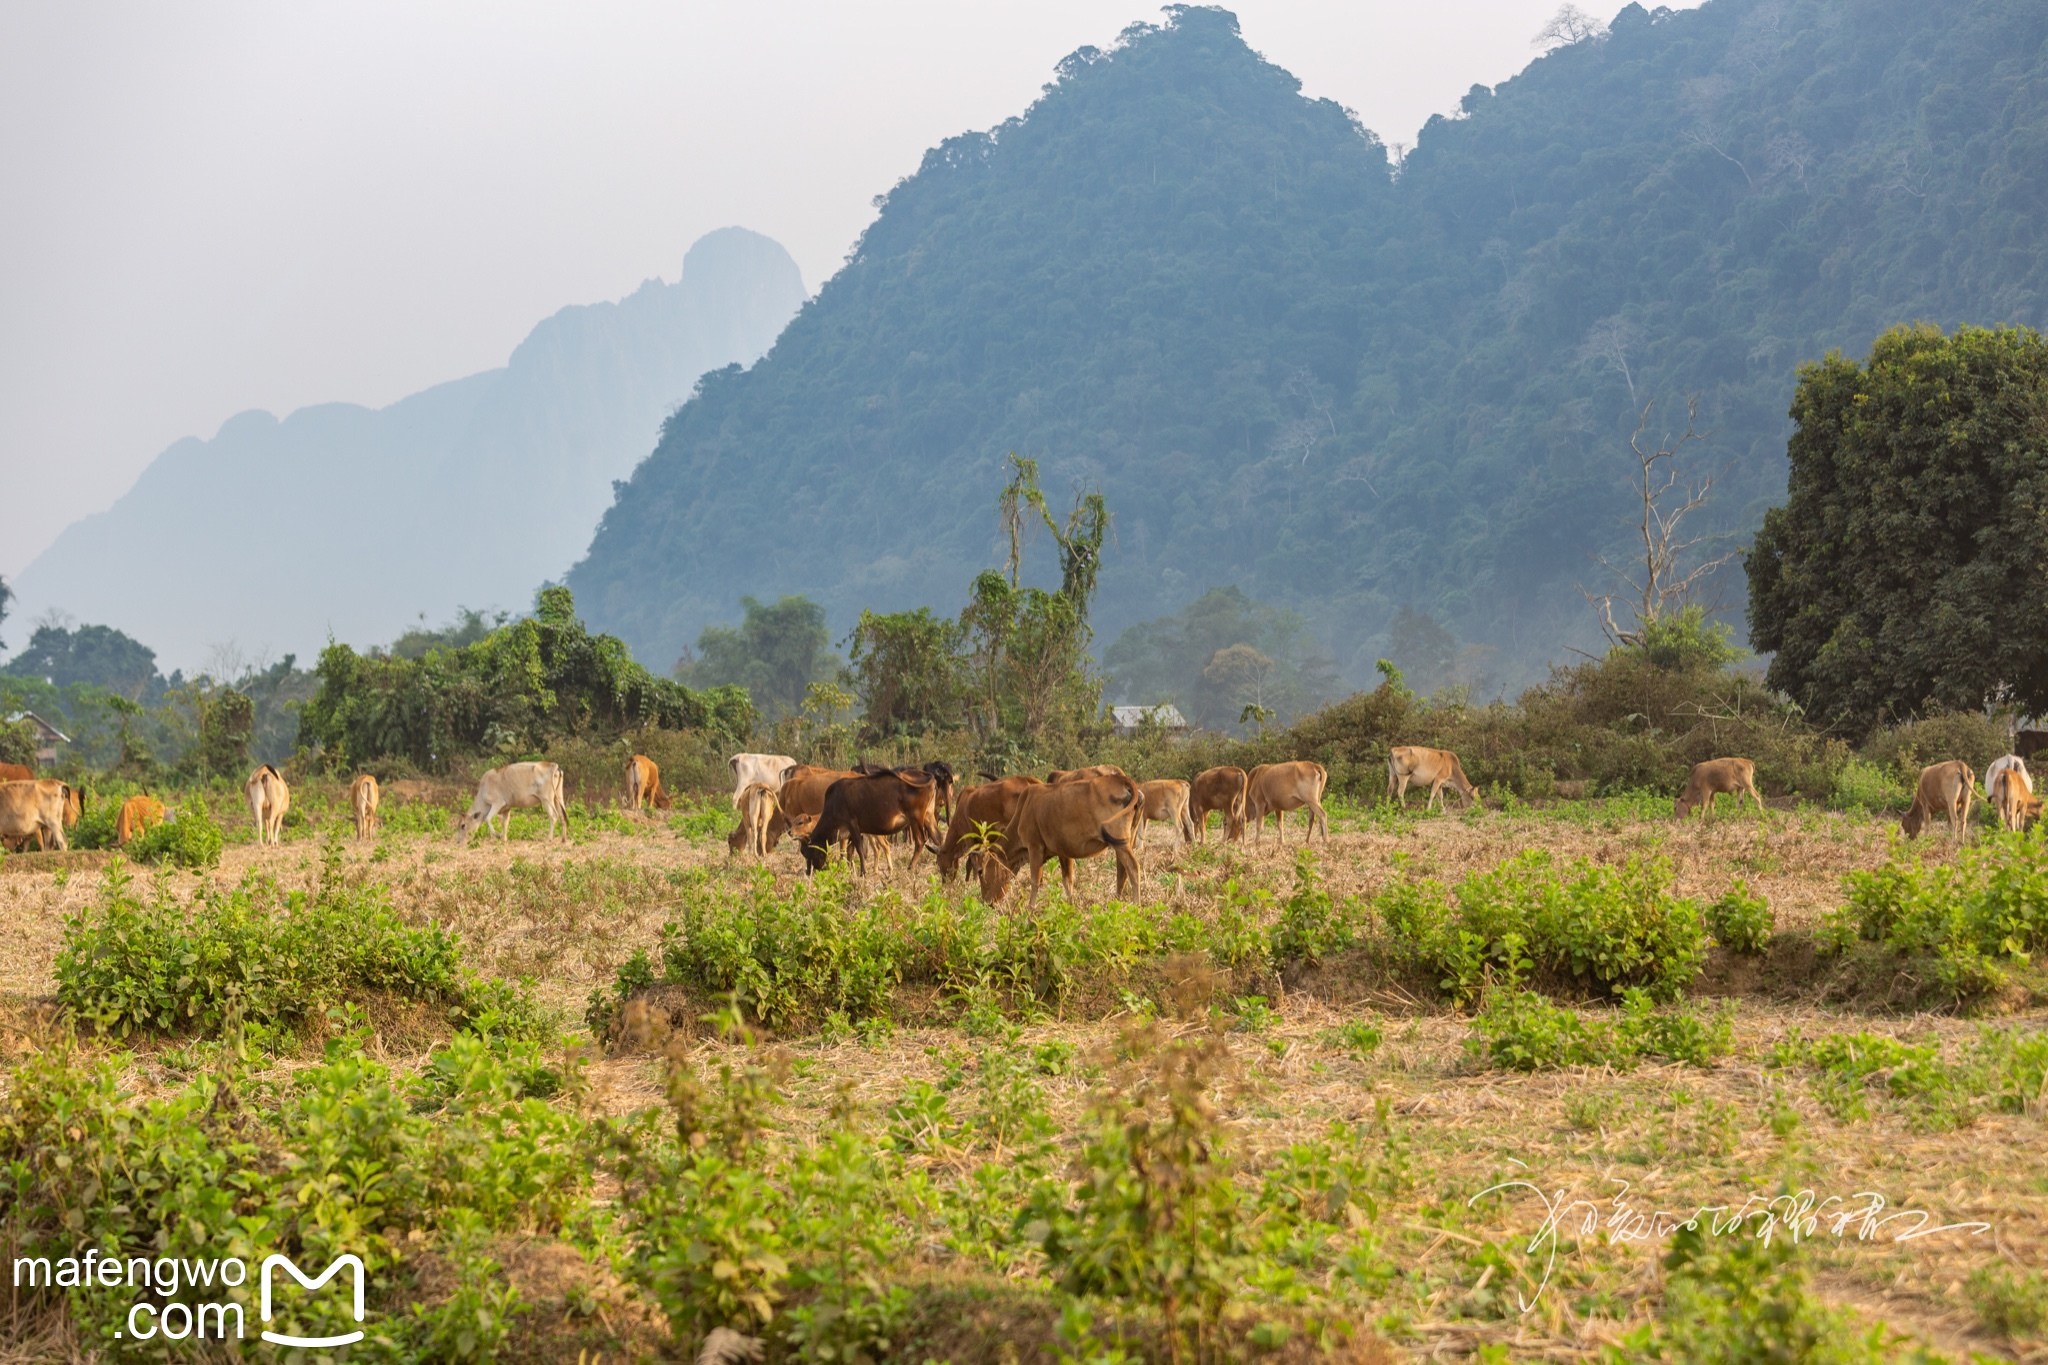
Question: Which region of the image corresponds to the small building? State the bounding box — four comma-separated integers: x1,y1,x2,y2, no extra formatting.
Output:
1111,703,1188,738
5,711,70,765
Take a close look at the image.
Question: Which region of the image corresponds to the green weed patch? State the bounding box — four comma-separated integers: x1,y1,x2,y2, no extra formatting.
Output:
1825,832,2048,1002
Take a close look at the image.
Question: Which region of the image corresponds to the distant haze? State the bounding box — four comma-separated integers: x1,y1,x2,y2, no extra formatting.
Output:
0,1,1700,583
10,228,804,670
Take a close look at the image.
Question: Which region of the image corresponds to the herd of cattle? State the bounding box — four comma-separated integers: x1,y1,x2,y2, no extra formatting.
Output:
0,742,2036,867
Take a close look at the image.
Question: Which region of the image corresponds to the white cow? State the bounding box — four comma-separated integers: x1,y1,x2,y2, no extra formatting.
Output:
728,752,800,807
456,761,570,842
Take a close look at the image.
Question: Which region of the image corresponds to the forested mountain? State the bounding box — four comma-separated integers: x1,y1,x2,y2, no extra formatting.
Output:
569,0,2048,690
11,228,805,671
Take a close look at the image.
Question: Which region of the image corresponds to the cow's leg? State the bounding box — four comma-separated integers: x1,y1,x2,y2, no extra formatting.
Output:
1311,798,1328,841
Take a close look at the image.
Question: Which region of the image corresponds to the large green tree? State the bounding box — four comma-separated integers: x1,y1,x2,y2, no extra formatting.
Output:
675,595,839,720
1747,324,2048,733
1103,585,1339,729
0,622,165,700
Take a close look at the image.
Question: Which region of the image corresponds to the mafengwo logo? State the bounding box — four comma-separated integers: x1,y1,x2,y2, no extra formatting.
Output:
261,1254,366,1347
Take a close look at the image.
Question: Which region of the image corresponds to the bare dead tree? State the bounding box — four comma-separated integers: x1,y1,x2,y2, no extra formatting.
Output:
1576,315,1644,405
1534,3,1606,48
1578,397,1739,648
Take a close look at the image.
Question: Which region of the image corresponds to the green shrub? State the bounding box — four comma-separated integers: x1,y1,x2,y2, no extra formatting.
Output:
54,848,532,1043
1466,988,1733,1071
1968,1263,2048,1340
1769,1025,2048,1130
129,795,224,869
1826,834,2048,1002
1707,880,1774,954
1830,757,1907,811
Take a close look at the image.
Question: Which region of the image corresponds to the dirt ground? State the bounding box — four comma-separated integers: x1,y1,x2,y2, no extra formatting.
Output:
2,792,2042,1362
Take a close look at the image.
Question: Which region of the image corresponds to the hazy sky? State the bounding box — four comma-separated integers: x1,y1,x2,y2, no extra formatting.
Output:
0,1,1685,580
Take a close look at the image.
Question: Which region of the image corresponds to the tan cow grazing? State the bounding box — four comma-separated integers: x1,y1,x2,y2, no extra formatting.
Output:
1988,756,2042,832
1901,760,1976,839
936,775,1048,883
245,765,290,846
1387,746,1480,812
0,780,69,853
728,752,800,806
626,755,672,813
1246,761,1330,844
1674,758,1765,820
1189,766,1248,843
1135,778,1196,847
982,771,1143,906
455,761,570,842
729,782,782,858
116,794,166,846
349,773,381,840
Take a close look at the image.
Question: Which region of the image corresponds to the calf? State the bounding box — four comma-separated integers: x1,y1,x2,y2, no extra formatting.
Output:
799,768,941,874
1247,761,1330,844
1674,758,1765,820
1988,756,2042,832
116,794,166,846
1135,778,1196,847
983,772,1143,906
246,765,290,846
350,773,381,840
455,761,570,842
0,780,69,853
729,782,782,858
626,755,671,812
1387,746,1479,812
1189,766,1247,843
1901,760,1976,840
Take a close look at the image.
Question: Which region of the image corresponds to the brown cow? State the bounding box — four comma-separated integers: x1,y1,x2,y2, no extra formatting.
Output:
626,754,672,812
729,782,782,858
982,771,1143,905
1674,758,1765,820
350,773,381,840
1989,757,2042,833
1901,760,1976,839
116,794,166,846
1135,778,1196,847
1048,764,1126,785
1246,761,1329,843
0,780,69,853
1189,766,1247,843
0,762,32,784
1387,745,1479,812
0,778,80,852
799,768,941,874
935,775,1049,883
245,764,290,845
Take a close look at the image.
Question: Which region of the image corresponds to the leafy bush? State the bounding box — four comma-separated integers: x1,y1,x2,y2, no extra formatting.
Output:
1830,757,1908,811
55,847,533,1044
1968,1263,2048,1341
1707,881,1774,954
128,795,224,869
1825,834,2048,1001
1466,988,1734,1071
1769,1025,2048,1130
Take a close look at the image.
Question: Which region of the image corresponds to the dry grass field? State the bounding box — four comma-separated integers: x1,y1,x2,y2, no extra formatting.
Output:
1,782,2043,1363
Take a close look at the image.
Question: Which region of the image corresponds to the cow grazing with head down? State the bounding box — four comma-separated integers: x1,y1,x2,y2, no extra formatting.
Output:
116,794,166,846
1674,758,1765,820
1901,760,1976,840
1189,766,1247,843
935,775,1049,883
1387,746,1479,813
626,755,672,813
1988,755,2042,832
246,765,290,846
0,780,69,853
455,761,570,842
1246,761,1329,844
349,773,380,840
728,753,800,806
982,771,1143,905
1135,779,1196,846
799,767,941,875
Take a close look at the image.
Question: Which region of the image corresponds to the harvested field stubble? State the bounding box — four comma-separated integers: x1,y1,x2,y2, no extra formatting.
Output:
0,794,2042,1363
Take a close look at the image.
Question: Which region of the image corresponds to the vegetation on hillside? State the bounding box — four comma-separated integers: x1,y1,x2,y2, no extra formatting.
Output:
567,0,2048,686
